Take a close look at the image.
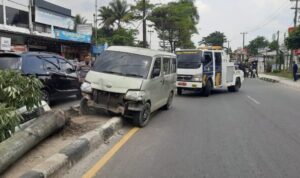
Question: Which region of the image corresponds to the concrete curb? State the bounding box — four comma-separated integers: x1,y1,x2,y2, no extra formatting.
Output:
259,77,279,83
20,117,123,178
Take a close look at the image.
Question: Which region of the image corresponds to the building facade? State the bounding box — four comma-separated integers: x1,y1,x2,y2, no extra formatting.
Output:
0,0,92,60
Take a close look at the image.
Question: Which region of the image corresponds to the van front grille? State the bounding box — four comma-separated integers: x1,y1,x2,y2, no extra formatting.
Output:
92,90,124,109
177,75,193,81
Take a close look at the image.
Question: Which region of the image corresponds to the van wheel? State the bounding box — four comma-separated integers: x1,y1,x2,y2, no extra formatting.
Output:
80,98,91,115
203,80,212,97
177,88,182,95
133,103,151,127
228,78,241,92
163,92,174,110
42,90,50,105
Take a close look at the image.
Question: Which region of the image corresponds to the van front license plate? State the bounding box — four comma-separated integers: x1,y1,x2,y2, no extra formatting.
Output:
178,82,187,86
192,84,197,88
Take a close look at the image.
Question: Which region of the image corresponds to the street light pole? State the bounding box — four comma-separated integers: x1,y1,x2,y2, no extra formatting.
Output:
148,30,154,49
142,0,147,48
241,32,247,61
95,0,98,45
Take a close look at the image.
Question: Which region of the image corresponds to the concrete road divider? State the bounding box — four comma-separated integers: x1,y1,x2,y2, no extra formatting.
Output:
0,110,67,173
20,117,123,178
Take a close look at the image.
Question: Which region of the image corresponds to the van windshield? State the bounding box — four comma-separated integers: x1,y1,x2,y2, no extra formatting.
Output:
177,51,202,69
0,55,22,70
92,51,152,79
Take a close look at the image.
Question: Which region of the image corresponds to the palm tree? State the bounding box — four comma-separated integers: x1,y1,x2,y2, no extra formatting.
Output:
98,0,132,29
75,14,87,25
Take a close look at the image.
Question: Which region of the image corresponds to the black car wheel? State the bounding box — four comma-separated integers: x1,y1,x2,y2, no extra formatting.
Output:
133,103,151,127
80,98,91,115
42,90,50,105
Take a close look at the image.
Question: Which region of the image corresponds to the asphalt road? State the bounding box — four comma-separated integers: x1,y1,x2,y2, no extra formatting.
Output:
67,79,300,178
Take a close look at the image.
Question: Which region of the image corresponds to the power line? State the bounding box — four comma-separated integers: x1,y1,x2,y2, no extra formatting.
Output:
246,1,291,33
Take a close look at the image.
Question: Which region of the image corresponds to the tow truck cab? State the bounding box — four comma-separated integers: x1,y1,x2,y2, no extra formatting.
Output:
176,47,244,96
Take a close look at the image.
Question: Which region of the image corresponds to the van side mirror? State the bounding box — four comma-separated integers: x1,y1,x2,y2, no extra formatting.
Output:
152,68,161,78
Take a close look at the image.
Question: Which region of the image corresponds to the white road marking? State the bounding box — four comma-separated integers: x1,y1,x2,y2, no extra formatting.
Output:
247,95,261,105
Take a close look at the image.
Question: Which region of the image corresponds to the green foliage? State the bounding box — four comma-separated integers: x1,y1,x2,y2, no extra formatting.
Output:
149,0,199,51
0,70,43,141
247,36,269,56
74,14,87,25
201,31,227,47
131,0,154,20
269,40,279,51
98,0,133,30
285,26,300,50
97,27,137,46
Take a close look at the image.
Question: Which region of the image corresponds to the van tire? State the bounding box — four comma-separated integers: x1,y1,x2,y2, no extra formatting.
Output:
177,88,182,95
80,98,91,115
163,92,174,110
133,103,151,127
203,80,212,97
228,78,241,92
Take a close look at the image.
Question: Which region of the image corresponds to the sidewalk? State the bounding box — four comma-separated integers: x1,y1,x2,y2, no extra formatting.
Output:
259,73,300,90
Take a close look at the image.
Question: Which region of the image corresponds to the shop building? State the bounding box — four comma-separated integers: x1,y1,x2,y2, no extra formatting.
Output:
0,0,92,60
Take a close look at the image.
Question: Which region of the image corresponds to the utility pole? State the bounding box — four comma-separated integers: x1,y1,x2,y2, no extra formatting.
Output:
2,0,6,26
28,0,33,34
148,30,154,49
95,0,98,45
290,0,299,70
276,30,280,70
241,32,248,61
142,0,147,48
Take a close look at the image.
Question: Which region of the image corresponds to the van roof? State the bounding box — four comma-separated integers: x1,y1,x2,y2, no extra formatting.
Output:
176,49,224,53
107,46,176,57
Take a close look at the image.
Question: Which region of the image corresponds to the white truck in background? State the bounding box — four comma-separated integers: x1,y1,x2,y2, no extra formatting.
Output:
175,46,244,96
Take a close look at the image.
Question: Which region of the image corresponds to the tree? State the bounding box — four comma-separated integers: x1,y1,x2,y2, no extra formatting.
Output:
285,26,300,50
247,36,269,56
131,0,154,20
149,0,199,52
201,31,226,47
269,40,279,51
74,14,87,25
98,0,133,30
0,70,42,142
97,27,137,46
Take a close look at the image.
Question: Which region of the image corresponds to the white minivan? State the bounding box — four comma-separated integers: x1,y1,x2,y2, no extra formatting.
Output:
80,46,177,127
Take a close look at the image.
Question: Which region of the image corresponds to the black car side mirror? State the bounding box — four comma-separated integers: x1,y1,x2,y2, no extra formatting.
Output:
66,68,75,74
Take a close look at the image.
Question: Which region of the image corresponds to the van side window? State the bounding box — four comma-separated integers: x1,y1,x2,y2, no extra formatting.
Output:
151,58,161,78
171,58,177,73
163,58,170,75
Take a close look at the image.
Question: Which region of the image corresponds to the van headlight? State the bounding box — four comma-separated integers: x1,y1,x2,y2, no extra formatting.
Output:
192,74,202,82
125,91,146,101
81,81,92,93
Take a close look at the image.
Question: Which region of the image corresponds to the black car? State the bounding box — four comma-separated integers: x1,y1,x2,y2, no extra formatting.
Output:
0,52,81,104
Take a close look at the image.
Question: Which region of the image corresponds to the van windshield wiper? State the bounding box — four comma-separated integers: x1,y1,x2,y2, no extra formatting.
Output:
102,71,123,75
125,73,144,78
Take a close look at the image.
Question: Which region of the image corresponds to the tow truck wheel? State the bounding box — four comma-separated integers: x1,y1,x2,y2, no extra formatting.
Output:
177,88,182,95
80,98,91,115
228,78,241,92
203,80,212,97
133,103,151,127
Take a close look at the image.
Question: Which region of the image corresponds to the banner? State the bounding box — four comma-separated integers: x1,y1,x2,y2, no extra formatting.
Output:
76,24,93,36
54,30,91,43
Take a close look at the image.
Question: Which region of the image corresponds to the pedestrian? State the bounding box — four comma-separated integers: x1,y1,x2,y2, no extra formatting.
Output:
293,61,298,82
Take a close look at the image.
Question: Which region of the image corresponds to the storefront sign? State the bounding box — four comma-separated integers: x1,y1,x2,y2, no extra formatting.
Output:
0,37,11,51
77,24,93,35
54,30,91,43
35,7,75,30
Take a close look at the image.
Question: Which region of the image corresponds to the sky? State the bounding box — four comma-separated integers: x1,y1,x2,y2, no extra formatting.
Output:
47,0,295,50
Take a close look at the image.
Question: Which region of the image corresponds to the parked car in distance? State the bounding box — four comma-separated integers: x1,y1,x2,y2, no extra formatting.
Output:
0,52,81,104
80,46,177,127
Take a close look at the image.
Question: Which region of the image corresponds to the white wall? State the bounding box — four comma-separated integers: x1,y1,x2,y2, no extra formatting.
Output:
0,0,29,12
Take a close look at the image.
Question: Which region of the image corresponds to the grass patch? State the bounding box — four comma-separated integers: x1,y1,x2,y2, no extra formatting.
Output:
267,70,293,80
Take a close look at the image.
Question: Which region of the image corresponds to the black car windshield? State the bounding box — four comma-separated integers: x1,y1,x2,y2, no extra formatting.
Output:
92,51,152,79
176,51,202,69
0,55,22,70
